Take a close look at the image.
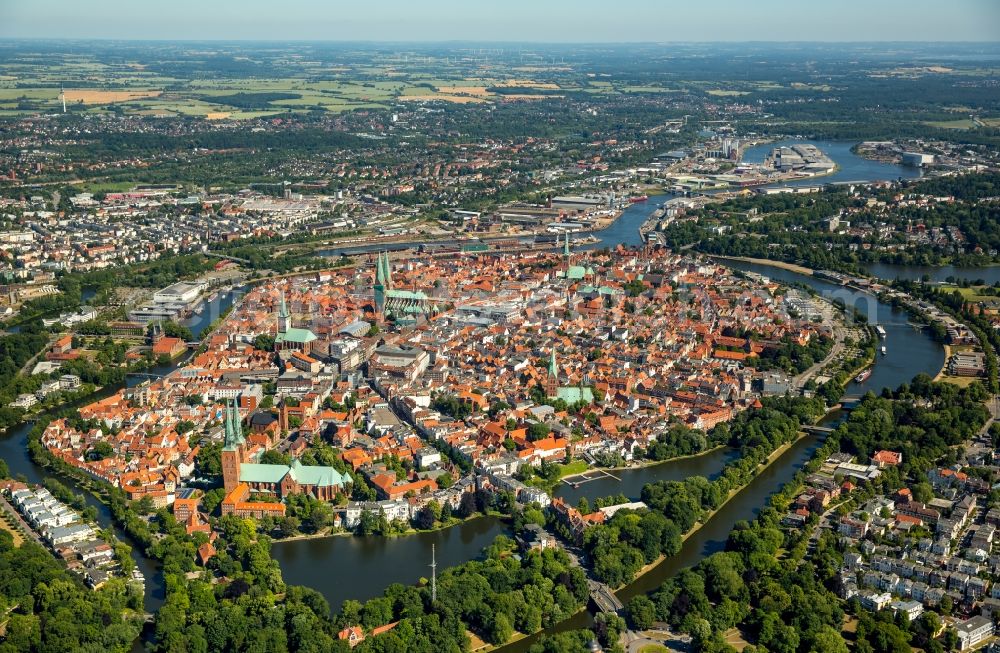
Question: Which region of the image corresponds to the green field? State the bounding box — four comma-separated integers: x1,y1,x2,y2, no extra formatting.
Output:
0,48,809,117
0,72,570,116
947,285,1000,302
925,118,977,129
706,89,749,96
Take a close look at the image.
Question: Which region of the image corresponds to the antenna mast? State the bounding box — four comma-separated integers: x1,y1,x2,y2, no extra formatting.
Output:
430,544,437,603
59,86,66,113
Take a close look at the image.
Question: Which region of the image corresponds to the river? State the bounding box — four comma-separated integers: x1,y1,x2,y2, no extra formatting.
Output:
863,262,1000,285
0,374,172,612
276,517,511,611
552,447,741,506
273,141,946,621
273,446,741,613
739,139,923,187
722,260,945,395
496,258,944,652
1,142,947,635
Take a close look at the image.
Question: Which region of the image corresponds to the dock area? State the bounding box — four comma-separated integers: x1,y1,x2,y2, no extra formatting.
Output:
562,468,621,487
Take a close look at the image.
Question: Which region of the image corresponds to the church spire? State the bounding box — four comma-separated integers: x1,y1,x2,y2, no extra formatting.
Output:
545,347,559,398
563,232,571,258
374,253,388,314
223,398,244,449
375,252,386,286
381,252,392,289
277,289,290,334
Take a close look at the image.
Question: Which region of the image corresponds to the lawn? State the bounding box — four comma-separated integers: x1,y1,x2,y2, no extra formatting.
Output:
938,374,984,388
555,459,590,478
949,285,999,303
80,181,139,193
639,646,670,653
722,627,751,651
0,515,25,547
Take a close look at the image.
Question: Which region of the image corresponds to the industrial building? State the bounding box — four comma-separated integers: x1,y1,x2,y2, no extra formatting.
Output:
902,151,935,167
129,280,208,324
768,144,835,174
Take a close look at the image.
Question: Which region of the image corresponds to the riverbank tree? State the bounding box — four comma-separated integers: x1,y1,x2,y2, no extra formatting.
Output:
604,376,991,652
578,395,823,589
661,173,1000,272
0,466,143,653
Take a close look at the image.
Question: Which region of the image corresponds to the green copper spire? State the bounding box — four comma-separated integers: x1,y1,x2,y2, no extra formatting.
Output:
563,233,571,257
374,253,387,313
381,252,392,289
375,252,386,286
278,290,289,319
277,289,291,334
223,398,243,449
549,347,558,377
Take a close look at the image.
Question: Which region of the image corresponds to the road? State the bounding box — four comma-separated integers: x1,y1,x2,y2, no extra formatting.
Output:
18,333,62,376
982,394,1000,431
806,502,841,553
623,629,691,653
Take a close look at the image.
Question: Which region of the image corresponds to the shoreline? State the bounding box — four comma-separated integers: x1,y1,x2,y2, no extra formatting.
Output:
934,343,953,382
559,444,729,484
613,430,809,594
713,253,952,381
710,254,815,276
270,512,503,545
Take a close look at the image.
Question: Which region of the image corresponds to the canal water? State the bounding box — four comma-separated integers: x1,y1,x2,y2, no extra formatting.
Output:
723,260,945,395
0,142,948,632
498,259,945,652
275,517,511,611
273,447,741,613
275,141,944,619
552,447,741,506
0,375,171,611
497,429,830,653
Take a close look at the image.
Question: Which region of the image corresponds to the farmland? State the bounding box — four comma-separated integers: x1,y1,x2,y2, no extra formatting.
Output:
0,43,591,117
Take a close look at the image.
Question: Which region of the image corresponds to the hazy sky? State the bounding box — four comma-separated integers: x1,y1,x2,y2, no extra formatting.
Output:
2,0,998,42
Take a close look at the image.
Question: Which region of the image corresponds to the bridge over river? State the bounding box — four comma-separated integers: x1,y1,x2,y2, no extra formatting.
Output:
588,580,624,614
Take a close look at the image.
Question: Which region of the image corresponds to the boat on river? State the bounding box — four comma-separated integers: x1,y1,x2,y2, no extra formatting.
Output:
855,368,872,383
876,325,887,338
881,346,887,356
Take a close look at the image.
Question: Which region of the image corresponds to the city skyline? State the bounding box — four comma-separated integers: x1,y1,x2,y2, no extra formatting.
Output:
0,5,998,651
2,0,999,43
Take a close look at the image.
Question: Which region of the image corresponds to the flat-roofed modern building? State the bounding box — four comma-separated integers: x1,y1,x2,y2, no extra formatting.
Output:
153,281,206,305
955,615,993,651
